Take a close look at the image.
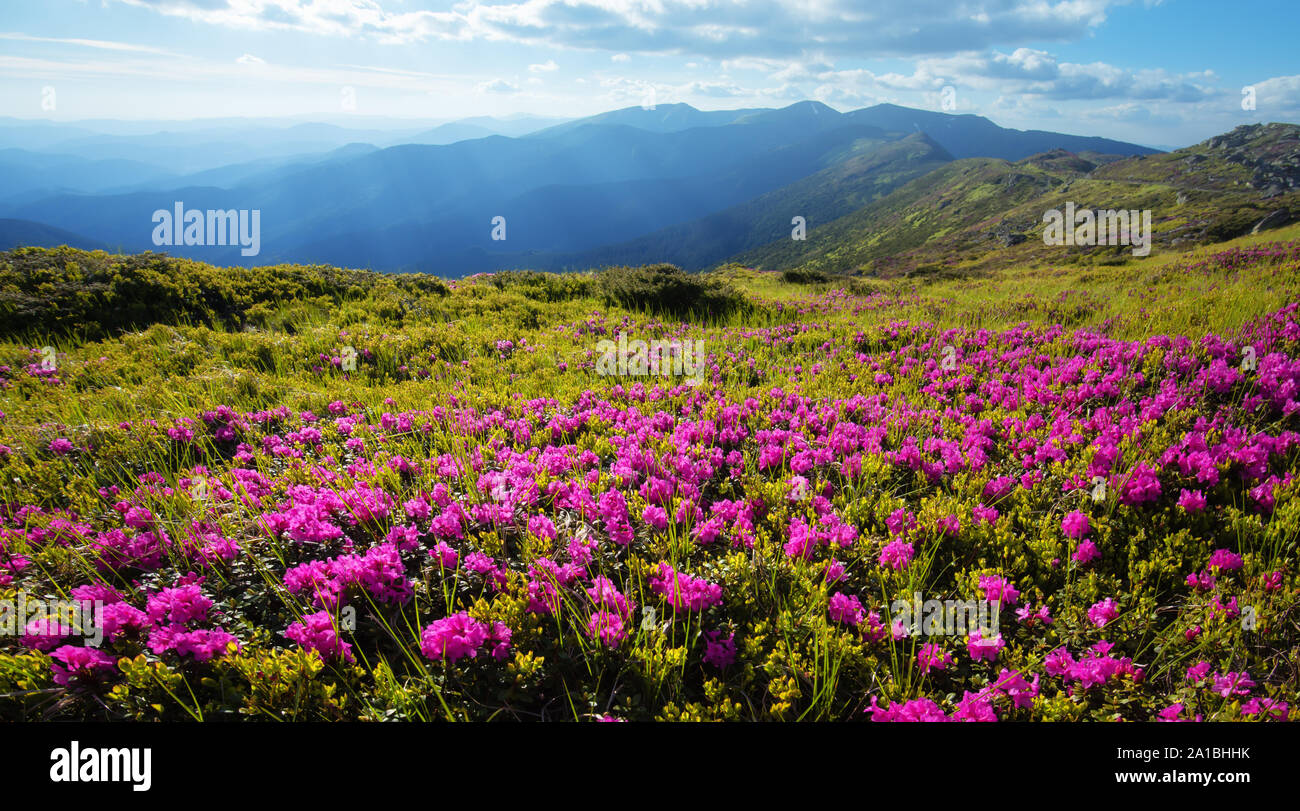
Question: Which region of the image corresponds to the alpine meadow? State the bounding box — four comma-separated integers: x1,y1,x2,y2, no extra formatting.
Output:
1,0,1299,744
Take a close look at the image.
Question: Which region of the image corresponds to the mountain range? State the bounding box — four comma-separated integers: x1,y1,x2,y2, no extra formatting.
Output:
6,101,1290,277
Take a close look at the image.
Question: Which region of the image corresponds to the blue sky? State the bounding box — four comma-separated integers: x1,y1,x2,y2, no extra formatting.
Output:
1,0,1297,146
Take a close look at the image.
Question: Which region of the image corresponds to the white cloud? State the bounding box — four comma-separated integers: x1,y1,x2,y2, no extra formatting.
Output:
32,0,1271,145
109,1,1128,58
812,83,881,107
682,80,747,98
335,64,454,80
113,0,468,45
0,51,469,97
0,32,181,56
1249,75,1300,115
912,49,1214,102
478,78,520,94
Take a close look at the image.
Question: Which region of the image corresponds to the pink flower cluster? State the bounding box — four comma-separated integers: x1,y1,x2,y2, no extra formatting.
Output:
649,562,722,612
420,612,512,664
586,576,635,648
285,610,354,662
283,542,412,609
1045,641,1144,690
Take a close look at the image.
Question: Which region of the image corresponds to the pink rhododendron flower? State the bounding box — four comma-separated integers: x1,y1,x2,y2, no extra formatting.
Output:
1157,703,1202,722
49,645,117,687
586,575,633,620
1212,670,1256,697
1240,697,1288,720
878,539,914,570
1072,539,1100,565
420,612,488,663
1061,510,1090,540
951,691,998,722
641,504,669,531
649,562,722,612
285,610,354,662
527,514,557,540
866,695,949,722
935,514,960,538
148,626,240,661
1015,603,1053,626
1088,597,1119,628
972,503,999,525
587,610,628,648
828,592,865,627
917,643,953,674
146,584,213,626
1185,661,1212,683
1177,489,1207,511
1207,548,1243,571
967,631,1004,662
823,558,846,585
703,631,736,670
978,575,1019,607
885,508,916,537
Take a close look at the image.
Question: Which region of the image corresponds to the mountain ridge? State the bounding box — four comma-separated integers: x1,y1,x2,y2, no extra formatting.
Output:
0,101,1169,273
731,122,1300,277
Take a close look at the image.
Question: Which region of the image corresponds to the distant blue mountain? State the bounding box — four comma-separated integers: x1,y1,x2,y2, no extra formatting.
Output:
0,219,107,252
843,103,1157,160
0,101,1160,274
0,149,179,202
528,102,767,137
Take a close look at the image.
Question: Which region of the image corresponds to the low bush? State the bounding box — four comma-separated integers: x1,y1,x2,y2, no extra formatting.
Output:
597,263,750,321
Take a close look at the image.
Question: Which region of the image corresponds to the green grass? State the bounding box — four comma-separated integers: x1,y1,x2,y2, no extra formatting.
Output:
1,238,1298,721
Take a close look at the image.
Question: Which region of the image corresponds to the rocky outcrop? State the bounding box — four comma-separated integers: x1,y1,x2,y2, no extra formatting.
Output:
1205,123,1300,195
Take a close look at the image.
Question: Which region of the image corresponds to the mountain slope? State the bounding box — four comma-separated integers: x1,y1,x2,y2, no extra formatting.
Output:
0,219,107,251
0,149,178,202
844,103,1160,160
543,132,953,271
734,122,1300,276
265,123,903,272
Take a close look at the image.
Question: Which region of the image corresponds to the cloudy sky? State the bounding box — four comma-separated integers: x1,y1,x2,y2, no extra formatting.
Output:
1,0,1297,146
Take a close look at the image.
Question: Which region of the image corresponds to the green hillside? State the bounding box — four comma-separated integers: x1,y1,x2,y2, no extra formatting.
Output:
734,122,1300,277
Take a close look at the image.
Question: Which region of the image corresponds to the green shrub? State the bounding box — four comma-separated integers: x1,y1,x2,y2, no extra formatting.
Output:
596,263,750,321
0,247,449,341
780,268,832,285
